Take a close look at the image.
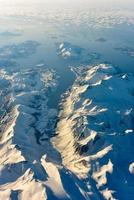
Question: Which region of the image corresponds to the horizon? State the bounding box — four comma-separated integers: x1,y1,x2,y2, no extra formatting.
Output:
0,0,134,9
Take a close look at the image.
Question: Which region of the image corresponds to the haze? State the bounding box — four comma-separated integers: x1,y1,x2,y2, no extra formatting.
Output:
0,0,134,10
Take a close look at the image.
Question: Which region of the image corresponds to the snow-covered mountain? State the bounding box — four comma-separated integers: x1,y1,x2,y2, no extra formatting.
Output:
0,64,134,200
53,64,134,200
0,67,60,199
0,66,96,200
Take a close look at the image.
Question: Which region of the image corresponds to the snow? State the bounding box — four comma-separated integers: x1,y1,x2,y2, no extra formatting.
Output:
0,65,95,200
92,160,113,188
0,67,58,200
129,163,134,174
41,155,70,199
53,64,134,199
1,63,134,199
57,42,100,61
101,188,116,200
125,129,133,134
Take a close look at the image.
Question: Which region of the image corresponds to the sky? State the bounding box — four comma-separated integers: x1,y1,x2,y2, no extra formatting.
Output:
0,0,134,10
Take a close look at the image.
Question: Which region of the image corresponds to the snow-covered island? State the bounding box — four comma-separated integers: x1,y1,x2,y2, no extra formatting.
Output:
57,42,100,63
